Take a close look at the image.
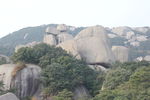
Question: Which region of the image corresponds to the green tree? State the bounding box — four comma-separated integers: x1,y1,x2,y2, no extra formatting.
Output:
0,57,8,65
52,89,73,100
103,67,131,89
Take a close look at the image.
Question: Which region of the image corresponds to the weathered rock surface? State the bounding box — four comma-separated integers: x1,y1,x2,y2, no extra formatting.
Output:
57,24,68,32
133,27,150,34
111,26,133,36
75,26,115,64
44,27,58,45
144,55,150,61
44,24,74,45
45,27,58,35
89,65,107,72
112,46,129,62
43,34,57,45
73,85,91,100
57,33,73,44
0,93,19,100
57,40,81,59
0,64,41,99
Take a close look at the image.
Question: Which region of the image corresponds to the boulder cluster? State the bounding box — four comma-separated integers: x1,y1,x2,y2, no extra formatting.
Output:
43,25,129,70
0,24,132,100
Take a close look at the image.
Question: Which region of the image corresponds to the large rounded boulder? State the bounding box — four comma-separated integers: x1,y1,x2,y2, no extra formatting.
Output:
0,64,41,99
75,26,115,64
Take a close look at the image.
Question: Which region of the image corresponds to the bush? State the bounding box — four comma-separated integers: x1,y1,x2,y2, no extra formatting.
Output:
12,43,100,97
93,62,150,100
52,89,73,100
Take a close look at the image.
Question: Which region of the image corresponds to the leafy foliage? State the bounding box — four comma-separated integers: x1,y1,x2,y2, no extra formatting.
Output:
93,61,150,100
12,43,100,97
52,89,73,100
0,57,7,65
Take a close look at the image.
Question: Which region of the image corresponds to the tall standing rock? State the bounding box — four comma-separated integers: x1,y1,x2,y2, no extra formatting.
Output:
112,46,129,62
0,64,41,99
75,26,115,64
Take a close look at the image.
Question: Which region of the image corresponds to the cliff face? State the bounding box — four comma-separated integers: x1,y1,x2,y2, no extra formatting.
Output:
0,64,41,99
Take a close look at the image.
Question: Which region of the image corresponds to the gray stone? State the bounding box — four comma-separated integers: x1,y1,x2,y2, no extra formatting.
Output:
112,46,129,62
57,33,73,44
144,55,150,61
0,93,19,100
57,40,81,59
43,34,57,45
45,27,58,35
57,24,67,32
0,64,41,99
112,26,133,36
75,26,115,64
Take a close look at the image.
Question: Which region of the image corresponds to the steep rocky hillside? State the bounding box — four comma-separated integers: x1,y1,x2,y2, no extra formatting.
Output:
0,24,150,61
0,24,84,56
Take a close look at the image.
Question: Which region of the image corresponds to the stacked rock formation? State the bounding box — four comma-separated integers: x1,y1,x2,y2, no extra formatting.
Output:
43,24,73,45
44,25,116,71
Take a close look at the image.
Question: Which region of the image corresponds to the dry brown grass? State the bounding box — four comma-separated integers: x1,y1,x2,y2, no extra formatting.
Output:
31,97,38,100
11,62,27,77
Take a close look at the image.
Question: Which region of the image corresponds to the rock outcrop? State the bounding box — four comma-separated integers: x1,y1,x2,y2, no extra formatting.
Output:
57,33,73,44
44,24,73,45
57,40,81,59
112,46,129,62
43,27,58,45
133,27,150,34
75,26,115,64
0,64,41,99
0,93,19,100
89,65,108,72
112,26,133,36
144,55,150,61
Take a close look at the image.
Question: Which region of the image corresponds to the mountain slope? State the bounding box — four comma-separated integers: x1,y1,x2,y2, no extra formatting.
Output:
0,24,84,56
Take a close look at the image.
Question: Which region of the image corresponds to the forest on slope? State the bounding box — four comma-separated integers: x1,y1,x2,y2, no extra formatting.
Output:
0,43,149,100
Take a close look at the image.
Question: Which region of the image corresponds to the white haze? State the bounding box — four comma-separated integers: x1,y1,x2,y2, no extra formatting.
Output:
0,0,150,38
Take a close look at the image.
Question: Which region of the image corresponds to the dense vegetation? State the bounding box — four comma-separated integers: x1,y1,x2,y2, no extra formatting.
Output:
93,61,150,100
11,43,101,98
11,43,150,100
0,57,7,65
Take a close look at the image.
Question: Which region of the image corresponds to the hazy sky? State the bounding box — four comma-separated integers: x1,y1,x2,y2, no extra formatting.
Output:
0,0,150,38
